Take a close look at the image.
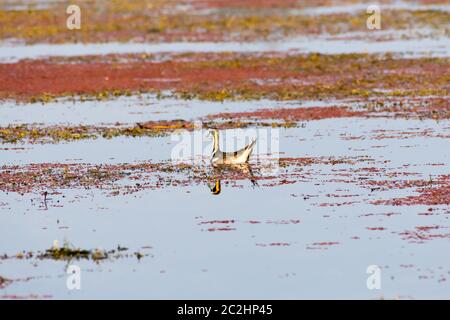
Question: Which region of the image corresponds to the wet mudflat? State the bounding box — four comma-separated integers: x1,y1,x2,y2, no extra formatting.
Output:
0,0,449,299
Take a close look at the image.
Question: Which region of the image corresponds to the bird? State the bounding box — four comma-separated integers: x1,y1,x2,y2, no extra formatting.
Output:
209,128,257,166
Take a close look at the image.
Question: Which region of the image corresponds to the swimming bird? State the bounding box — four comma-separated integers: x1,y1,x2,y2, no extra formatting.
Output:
209,129,256,166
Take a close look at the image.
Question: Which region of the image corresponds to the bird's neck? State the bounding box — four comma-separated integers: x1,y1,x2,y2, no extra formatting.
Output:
212,133,219,153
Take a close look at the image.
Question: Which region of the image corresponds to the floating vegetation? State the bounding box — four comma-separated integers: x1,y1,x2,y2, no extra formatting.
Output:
368,175,450,206
41,247,95,261
207,106,365,122
0,125,97,144
2,243,149,263
1,53,448,103
0,1,448,43
0,120,296,144
2,155,436,200
1,99,447,144
0,124,165,144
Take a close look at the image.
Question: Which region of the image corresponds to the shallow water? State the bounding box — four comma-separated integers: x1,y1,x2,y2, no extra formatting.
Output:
299,1,450,15
1,0,449,299
0,95,357,126
1,183,448,299
1,117,448,167
1,35,449,62
1,116,449,299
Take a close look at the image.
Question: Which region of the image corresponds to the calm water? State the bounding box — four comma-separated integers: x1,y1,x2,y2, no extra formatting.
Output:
1,115,449,299
1,0,449,299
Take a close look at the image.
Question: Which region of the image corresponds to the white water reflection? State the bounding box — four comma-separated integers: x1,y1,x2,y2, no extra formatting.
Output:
1,36,449,62
0,95,360,126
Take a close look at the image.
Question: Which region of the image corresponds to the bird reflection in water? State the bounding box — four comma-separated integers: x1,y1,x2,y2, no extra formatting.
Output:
208,163,258,195
209,179,222,195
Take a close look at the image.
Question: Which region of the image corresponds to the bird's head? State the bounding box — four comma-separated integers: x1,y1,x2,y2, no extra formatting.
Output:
207,129,219,139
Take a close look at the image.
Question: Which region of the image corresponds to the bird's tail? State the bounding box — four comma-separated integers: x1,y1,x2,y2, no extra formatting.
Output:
246,138,256,151
245,138,257,161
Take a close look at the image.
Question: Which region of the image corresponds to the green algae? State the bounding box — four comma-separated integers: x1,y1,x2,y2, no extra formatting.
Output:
1,2,448,43
0,120,296,144
4,243,148,262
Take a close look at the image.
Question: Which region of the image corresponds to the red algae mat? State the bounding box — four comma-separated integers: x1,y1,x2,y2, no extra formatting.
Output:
1,52,449,102
1,0,450,300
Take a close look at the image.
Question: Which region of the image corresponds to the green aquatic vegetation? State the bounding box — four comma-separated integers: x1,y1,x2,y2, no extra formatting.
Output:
41,246,93,261
0,125,97,143
0,125,168,144
1,243,148,262
29,93,55,104
26,89,141,105
0,120,297,144
38,243,148,262
175,86,447,103
0,2,448,43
